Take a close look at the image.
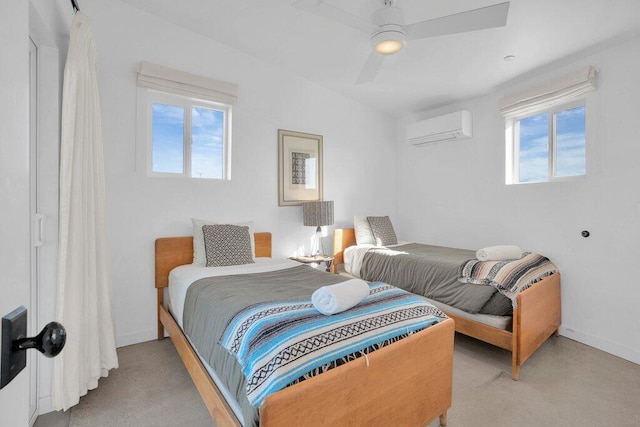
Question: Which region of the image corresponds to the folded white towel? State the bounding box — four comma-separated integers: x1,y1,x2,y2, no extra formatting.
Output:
311,279,370,316
476,245,523,261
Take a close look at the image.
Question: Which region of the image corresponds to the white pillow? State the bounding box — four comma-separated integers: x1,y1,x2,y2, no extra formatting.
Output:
353,216,376,246
192,218,255,266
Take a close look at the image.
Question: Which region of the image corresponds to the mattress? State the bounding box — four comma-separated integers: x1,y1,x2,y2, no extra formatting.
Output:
343,242,407,277
425,298,512,331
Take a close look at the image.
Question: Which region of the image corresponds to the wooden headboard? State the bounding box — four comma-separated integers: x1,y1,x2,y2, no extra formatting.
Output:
331,228,356,273
154,232,272,289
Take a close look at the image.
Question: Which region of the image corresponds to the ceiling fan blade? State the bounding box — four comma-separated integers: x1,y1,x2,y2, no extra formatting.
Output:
356,52,385,84
405,2,510,40
293,0,378,34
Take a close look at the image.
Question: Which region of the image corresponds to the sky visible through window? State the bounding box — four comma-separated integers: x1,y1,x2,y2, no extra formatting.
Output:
518,105,585,183
152,103,184,174
152,103,224,178
192,106,224,179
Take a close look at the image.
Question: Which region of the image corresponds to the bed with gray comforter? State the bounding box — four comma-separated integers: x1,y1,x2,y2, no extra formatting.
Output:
181,264,444,426
182,265,347,426
359,243,514,316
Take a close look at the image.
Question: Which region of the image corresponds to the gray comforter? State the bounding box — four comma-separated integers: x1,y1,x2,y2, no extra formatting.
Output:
360,243,513,316
182,265,348,426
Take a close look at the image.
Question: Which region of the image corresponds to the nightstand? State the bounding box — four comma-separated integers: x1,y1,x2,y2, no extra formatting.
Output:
289,255,334,272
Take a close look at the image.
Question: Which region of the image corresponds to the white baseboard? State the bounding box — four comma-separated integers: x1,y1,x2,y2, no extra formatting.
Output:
115,329,159,348
38,395,55,416
559,326,640,365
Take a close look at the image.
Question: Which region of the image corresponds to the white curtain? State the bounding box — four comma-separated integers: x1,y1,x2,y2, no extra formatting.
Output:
52,12,118,411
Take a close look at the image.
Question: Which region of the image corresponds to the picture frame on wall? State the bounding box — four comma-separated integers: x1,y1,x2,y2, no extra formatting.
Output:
278,129,323,206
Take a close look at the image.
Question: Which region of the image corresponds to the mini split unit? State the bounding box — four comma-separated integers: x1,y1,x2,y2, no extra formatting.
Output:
407,110,473,146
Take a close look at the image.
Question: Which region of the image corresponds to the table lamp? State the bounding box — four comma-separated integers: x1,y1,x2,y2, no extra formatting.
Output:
302,200,334,256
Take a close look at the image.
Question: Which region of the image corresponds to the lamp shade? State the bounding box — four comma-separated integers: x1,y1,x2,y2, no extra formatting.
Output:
303,201,334,227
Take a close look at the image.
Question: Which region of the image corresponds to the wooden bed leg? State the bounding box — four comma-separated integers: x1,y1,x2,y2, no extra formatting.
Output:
157,316,164,340
554,329,560,337
511,341,520,380
511,358,520,381
440,411,447,427
157,288,165,340
439,411,448,426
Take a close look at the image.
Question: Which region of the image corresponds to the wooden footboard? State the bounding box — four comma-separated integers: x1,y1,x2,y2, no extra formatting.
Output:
156,234,454,426
512,272,561,379
262,317,454,426
332,228,562,381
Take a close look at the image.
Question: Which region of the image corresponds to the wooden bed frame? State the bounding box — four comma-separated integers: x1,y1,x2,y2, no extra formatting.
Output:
155,233,455,426
332,228,561,380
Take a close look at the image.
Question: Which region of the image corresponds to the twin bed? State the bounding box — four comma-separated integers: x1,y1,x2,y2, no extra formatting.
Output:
332,228,561,380
155,233,454,427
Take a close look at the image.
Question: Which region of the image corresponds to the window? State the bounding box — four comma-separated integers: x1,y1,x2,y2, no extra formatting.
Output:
136,61,238,180
511,101,586,184
148,91,230,179
501,66,596,185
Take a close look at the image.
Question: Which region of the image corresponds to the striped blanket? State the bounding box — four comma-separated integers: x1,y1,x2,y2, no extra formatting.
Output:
219,282,444,406
459,252,558,307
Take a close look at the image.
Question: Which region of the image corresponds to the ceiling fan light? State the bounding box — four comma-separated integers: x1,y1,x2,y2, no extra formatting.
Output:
372,30,405,55
375,39,403,55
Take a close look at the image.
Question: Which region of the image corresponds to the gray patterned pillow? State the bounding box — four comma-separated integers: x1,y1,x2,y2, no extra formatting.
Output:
203,224,255,267
367,216,398,246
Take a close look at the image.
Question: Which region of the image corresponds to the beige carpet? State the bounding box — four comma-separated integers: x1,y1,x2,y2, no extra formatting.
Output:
36,334,640,427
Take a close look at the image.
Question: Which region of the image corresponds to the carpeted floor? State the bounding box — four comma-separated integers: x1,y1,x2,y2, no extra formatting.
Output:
35,333,640,427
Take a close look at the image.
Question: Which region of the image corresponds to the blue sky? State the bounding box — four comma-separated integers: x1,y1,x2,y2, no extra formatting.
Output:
152,103,184,174
152,103,224,178
519,105,585,183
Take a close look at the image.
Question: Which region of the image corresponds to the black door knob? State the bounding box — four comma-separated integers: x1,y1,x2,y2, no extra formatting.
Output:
2,307,67,389
15,321,67,358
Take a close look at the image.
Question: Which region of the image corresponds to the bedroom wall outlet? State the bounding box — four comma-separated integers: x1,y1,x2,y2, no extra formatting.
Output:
1,306,28,389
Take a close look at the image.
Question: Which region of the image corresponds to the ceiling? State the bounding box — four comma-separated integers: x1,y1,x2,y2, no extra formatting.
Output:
120,0,640,116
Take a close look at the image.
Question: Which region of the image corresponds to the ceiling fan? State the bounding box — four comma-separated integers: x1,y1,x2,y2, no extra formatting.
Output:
293,0,510,83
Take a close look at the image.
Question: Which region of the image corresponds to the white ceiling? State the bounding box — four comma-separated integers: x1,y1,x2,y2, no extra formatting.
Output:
120,0,640,116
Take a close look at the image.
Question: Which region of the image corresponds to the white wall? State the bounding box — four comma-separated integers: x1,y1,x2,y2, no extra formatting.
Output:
0,0,32,425
397,36,640,364
77,0,398,347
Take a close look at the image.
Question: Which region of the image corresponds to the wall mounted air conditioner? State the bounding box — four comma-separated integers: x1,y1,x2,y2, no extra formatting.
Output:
407,110,472,146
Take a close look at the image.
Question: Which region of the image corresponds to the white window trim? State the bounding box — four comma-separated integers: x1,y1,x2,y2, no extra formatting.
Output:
135,61,236,180
507,99,586,185
137,88,232,180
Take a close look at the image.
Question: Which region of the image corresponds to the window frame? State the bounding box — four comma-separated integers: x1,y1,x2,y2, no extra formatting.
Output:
143,89,232,180
508,98,586,185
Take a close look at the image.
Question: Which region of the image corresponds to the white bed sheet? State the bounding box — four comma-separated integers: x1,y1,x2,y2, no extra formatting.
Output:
343,242,411,277
168,258,301,328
